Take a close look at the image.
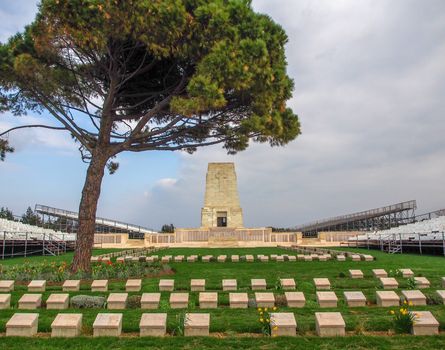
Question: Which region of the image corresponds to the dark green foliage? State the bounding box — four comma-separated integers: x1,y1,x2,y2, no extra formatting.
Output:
0,206,14,220
161,224,175,233
70,295,106,309
21,206,42,226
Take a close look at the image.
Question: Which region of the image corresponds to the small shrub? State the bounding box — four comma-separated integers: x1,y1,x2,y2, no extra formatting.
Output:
390,301,415,334
257,306,278,336
338,272,346,278
127,295,141,309
71,295,106,309
274,278,283,290
239,256,246,262
275,294,287,307
406,277,416,290
173,312,186,336
426,294,443,305
248,297,257,308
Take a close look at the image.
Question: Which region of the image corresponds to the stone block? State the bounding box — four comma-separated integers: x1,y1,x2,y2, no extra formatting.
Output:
6,313,39,337
18,294,42,310
363,255,374,261
310,254,319,260
372,269,388,278
199,292,218,309
28,280,46,292
102,257,111,263
46,293,69,310
170,292,189,308
184,313,210,336
411,311,439,335
259,256,269,262
436,290,445,304
376,291,399,307
245,255,254,262
93,313,122,337
0,293,11,309
91,279,108,292
349,270,364,279
140,313,167,337
379,277,398,289
202,255,212,262
131,256,140,262
107,293,128,310
63,280,80,292
174,255,184,262
229,293,248,308
304,255,312,261
270,312,297,337
0,280,14,292
125,279,142,292
141,293,161,309
315,312,345,337
51,313,82,338
222,279,237,291
251,278,267,290
414,277,430,289
231,255,239,262
351,255,361,262
187,256,197,262
280,278,296,290
255,292,275,307
399,269,414,278
343,291,366,307
401,290,426,306
297,254,305,260
285,292,305,308
314,278,331,290
191,279,206,291
159,279,174,292
319,255,327,262
316,291,338,308
336,255,346,261
276,255,284,262
270,254,277,261
116,257,125,263
91,256,99,263
161,255,171,263
287,255,296,262
217,255,227,263
151,255,159,261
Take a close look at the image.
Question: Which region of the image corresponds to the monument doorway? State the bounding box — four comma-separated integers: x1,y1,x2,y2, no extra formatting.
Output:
217,212,228,227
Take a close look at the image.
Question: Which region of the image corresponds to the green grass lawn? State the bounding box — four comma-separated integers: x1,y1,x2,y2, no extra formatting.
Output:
1,247,445,349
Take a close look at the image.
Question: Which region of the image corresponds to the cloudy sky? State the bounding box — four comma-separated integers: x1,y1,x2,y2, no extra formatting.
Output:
1,0,445,230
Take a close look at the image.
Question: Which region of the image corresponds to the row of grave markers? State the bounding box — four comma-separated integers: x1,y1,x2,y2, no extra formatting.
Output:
3,310,440,338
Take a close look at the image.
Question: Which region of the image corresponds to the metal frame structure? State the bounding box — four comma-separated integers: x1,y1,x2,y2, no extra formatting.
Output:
295,200,417,236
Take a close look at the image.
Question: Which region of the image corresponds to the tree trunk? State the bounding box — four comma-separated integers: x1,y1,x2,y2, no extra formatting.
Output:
71,152,109,273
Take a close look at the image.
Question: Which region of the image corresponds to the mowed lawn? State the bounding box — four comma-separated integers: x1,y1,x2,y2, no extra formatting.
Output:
0,247,445,349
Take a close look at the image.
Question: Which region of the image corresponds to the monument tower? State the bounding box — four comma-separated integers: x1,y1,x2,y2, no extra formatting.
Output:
201,162,243,228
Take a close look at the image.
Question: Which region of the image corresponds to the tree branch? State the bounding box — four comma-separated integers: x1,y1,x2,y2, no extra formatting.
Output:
0,124,67,137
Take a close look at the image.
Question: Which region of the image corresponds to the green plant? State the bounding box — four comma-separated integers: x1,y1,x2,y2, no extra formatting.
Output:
390,301,416,334
127,295,141,309
159,300,170,311
70,295,106,309
173,312,186,336
338,272,346,278
274,278,283,290
257,306,278,336
406,277,416,290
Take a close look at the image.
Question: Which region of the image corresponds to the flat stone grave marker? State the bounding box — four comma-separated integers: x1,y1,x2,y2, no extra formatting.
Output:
151,255,159,261
91,279,108,292
287,255,296,262
336,255,346,261
107,293,128,310
6,313,39,337
140,313,167,337
174,255,184,262
285,292,305,308
280,278,296,290
116,257,125,263
351,254,361,262
343,291,366,307
28,280,46,292
159,279,174,291
315,312,345,337
270,312,297,337
184,313,210,336
19,294,42,310
229,293,248,308
399,268,414,278
0,294,11,309
376,291,400,307
231,255,239,262
91,256,99,262
191,279,206,291
412,311,439,335
379,277,398,289
102,257,111,263
270,254,277,261
245,255,254,262
141,293,161,309
47,293,69,310
349,270,364,279
310,254,318,260
187,256,197,263
304,255,312,261
319,255,327,261
372,269,388,278
255,292,275,307
202,255,212,262
314,278,331,290
259,255,269,262
125,279,142,292
251,278,267,290
170,292,189,308
161,256,171,263
297,254,305,260
414,277,430,289
51,313,82,338
436,290,445,304
222,279,237,291
62,280,80,292
402,290,426,305
199,292,218,309
131,256,140,262
316,291,338,308
217,255,227,262
0,280,14,292
276,255,284,262
93,313,122,337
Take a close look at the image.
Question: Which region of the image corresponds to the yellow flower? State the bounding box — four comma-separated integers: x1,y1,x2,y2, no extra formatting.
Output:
260,312,263,315
259,318,264,323
403,300,407,305
273,306,277,311
266,319,270,322
258,307,262,312
390,310,395,315
408,301,413,306
273,326,278,330
264,308,268,312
